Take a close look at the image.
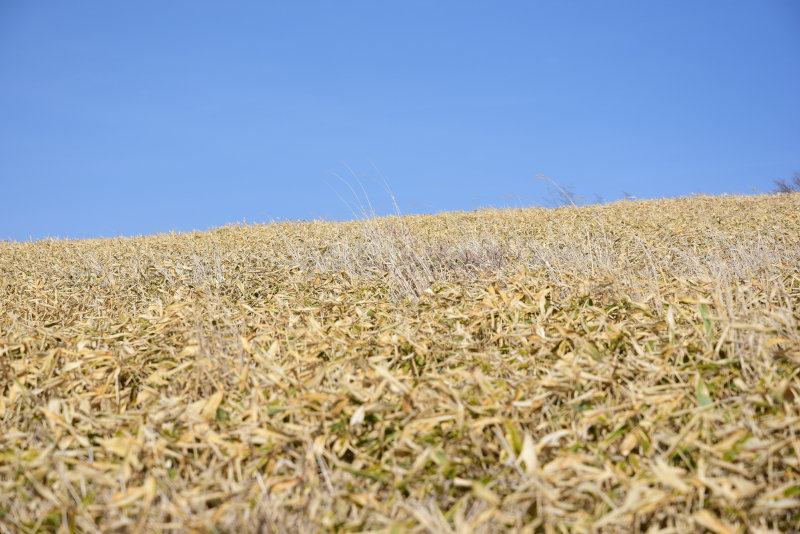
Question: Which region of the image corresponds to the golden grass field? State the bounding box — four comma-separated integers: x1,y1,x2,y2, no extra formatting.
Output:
1,193,799,533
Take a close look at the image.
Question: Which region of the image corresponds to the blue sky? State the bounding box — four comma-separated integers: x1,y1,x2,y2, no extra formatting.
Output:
1,1,799,241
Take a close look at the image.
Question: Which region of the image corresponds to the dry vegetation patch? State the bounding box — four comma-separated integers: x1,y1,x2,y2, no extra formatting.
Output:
1,193,799,533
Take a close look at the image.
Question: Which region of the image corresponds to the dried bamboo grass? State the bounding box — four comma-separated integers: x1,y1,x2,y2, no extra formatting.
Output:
1,193,799,533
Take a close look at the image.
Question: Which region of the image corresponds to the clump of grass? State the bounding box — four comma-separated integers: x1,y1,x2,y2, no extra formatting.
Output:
0,192,799,533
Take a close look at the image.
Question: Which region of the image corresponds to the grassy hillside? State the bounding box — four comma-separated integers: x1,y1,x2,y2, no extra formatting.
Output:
1,193,799,533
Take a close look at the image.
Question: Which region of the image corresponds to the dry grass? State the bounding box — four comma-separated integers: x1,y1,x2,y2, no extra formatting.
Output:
1,193,799,533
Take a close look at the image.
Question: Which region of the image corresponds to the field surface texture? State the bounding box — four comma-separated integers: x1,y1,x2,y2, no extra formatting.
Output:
1,194,800,533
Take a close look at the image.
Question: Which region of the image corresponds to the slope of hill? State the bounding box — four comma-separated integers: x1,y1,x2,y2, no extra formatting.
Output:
1,193,799,533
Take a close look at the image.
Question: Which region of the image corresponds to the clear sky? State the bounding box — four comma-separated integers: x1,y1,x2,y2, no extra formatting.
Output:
1,1,799,241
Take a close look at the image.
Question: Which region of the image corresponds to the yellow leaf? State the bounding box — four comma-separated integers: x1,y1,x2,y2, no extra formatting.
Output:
620,432,638,456
186,398,206,415
111,485,146,504
7,384,20,405
349,404,366,427
109,477,156,509
766,337,789,348
270,476,302,493
145,370,168,386
693,510,735,534
472,482,500,506
519,433,538,475
39,408,63,424
101,437,141,458
178,344,200,357
200,390,224,420
651,459,689,493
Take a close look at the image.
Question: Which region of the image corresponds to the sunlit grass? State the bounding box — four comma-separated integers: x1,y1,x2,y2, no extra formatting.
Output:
1,192,799,532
